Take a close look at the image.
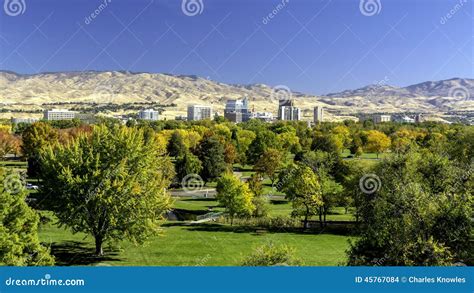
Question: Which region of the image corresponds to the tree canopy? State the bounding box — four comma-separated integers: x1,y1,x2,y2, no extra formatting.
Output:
39,125,174,255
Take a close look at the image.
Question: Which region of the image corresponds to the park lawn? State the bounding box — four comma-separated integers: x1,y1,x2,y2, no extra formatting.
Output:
172,197,223,212
341,150,388,160
0,160,27,167
268,200,355,221
173,198,355,221
38,212,353,266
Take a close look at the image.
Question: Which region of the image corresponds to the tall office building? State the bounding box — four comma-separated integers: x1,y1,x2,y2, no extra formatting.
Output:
224,97,251,123
43,109,77,121
415,113,423,123
187,105,212,121
314,106,324,123
278,100,300,121
138,109,160,121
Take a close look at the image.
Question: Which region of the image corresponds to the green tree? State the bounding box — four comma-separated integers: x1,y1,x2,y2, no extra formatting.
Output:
233,129,256,165
197,134,227,183
216,173,255,225
167,130,187,158
318,173,344,227
247,130,279,164
0,168,54,266
175,151,203,183
39,125,173,255
254,148,283,185
248,173,269,217
21,122,59,177
279,164,323,229
349,133,363,157
347,151,471,265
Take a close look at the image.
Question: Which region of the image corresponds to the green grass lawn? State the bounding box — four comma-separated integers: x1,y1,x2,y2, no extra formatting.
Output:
172,197,223,212
341,150,388,160
0,160,27,167
172,198,355,221
38,212,353,266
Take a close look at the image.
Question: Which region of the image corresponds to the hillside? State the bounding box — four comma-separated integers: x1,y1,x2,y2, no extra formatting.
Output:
0,71,472,120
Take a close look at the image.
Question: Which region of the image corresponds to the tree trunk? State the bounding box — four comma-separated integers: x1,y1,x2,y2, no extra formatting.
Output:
303,213,308,229
318,208,323,228
323,210,327,227
95,236,104,256
303,205,310,229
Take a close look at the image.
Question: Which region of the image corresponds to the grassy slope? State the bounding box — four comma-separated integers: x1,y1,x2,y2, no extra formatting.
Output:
38,213,353,266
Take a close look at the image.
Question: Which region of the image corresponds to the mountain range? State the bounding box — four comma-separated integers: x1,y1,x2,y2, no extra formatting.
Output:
0,71,472,120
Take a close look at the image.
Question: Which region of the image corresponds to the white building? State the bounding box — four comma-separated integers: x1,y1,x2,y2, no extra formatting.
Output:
138,109,159,121
278,106,300,121
277,100,300,121
43,109,77,121
314,106,324,123
187,105,212,121
373,114,391,123
400,116,415,123
11,117,39,124
253,112,273,122
224,97,251,123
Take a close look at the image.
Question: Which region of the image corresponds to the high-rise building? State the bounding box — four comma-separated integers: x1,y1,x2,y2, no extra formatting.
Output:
187,105,212,121
138,109,159,121
43,109,77,121
415,113,423,123
278,100,300,121
224,97,251,123
314,106,324,123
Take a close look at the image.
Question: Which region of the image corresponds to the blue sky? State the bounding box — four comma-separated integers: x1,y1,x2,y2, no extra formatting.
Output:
0,0,472,94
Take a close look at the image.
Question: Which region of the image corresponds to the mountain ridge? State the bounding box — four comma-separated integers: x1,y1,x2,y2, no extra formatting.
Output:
0,71,472,118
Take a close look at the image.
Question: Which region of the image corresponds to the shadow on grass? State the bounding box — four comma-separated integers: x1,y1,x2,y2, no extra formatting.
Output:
49,241,121,266
162,222,356,236
269,200,288,205
179,198,217,202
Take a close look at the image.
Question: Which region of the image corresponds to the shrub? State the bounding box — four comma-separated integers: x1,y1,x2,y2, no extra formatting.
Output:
241,242,302,266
